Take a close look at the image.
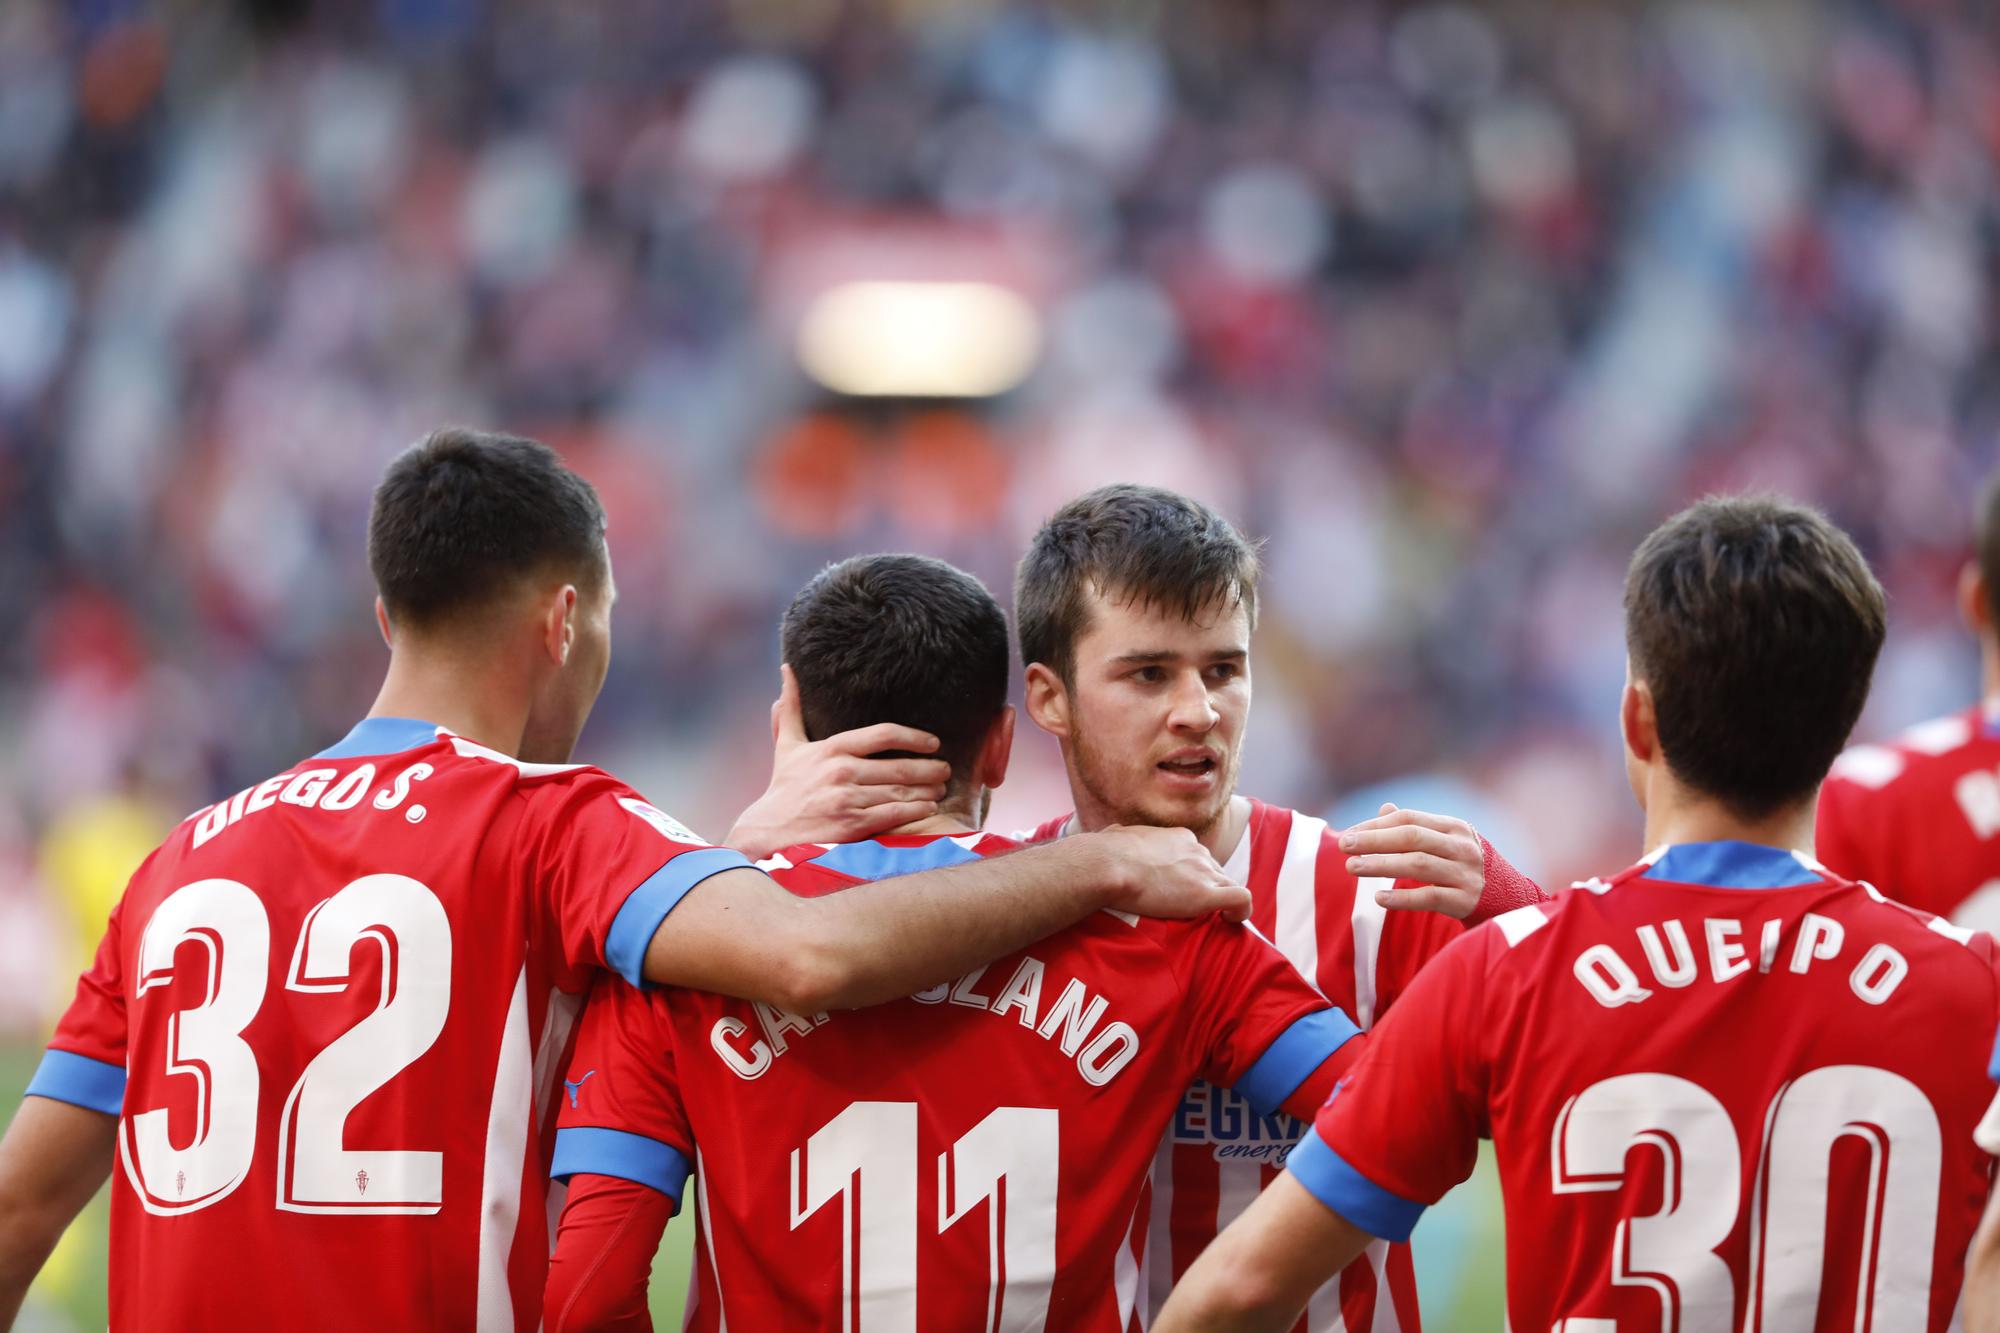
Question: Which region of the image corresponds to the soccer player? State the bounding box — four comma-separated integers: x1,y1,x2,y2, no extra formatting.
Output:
1013,486,1552,1330
1156,495,2000,1333
0,431,1248,1331
733,484,1545,1330
1817,473,2000,927
543,553,1362,1331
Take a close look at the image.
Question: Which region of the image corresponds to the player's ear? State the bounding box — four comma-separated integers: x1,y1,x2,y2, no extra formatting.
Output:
374,597,394,648
977,705,1016,790
1959,562,1991,639
1621,677,1657,764
1023,662,1071,739
542,585,579,666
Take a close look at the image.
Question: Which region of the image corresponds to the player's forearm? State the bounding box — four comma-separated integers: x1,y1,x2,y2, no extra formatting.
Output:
1153,1249,1311,1333
1156,1174,1373,1333
546,1175,673,1333
792,837,1129,1010
0,1098,114,1326
1966,1192,2000,1333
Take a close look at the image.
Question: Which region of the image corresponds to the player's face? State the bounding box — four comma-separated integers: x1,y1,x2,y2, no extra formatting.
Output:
1061,588,1250,838
521,546,615,765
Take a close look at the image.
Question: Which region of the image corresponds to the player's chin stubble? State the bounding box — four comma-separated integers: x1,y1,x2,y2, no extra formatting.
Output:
1071,723,1235,844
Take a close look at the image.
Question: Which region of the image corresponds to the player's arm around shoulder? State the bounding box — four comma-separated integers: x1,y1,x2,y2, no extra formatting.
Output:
642,824,1251,1012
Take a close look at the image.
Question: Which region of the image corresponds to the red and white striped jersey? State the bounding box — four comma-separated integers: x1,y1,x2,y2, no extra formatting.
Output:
25,716,746,1331
1021,799,1463,1332
1818,706,2000,929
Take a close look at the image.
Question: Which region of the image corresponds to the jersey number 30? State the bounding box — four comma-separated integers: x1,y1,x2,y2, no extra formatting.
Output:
118,875,451,1217
1552,1067,1941,1328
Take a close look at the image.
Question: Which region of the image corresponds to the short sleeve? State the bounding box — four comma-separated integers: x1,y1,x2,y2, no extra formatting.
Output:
551,977,695,1204
28,900,129,1115
530,772,754,986
1180,919,1360,1119
1294,925,1494,1242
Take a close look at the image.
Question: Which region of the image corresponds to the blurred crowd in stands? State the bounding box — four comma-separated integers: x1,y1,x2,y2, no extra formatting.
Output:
0,0,1995,1030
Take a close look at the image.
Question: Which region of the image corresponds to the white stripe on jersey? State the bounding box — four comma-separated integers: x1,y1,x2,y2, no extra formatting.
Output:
477,966,532,1332
1350,878,1391,1030
1495,904,1550,947
1275,815,1331,991
1360,1242,1401,1333
1215,1159,1262,1250
1306,1272,1348,1331
1114,1190,1145,1330
1147,1137,1176,1320
1930,916,1978,946
694,1149,728,1332
447,733,590,779
531,987,585,1130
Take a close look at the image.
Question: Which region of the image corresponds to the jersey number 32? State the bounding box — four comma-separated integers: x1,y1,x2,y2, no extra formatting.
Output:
119,875,451,1217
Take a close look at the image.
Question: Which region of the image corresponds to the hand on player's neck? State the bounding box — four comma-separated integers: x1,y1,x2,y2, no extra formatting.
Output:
1069,793,1251,865
1639,770,1819,862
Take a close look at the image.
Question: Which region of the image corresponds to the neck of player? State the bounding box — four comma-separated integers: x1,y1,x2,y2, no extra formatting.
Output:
893,793,985,838
1640,774,1819,862
368,637,535,758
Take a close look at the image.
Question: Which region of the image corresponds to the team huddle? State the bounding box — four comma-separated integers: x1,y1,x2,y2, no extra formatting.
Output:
2,427,1999,1332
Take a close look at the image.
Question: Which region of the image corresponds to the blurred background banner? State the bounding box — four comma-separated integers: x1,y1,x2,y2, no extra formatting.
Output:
0,0,1991,1325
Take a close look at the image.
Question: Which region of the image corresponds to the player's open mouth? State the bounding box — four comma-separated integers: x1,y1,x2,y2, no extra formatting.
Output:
1156,754,1219,785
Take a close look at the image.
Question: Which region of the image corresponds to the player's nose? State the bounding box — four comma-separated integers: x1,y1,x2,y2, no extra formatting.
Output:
1165,675,1220,732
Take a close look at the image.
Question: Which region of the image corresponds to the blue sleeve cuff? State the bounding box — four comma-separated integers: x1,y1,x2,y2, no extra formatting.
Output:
605,846,756,986
1285,1126,1426,1243
1989,1024,2000,1082
25,1049,125,1116
551,1126,692,1201
1234,1008,1361,1117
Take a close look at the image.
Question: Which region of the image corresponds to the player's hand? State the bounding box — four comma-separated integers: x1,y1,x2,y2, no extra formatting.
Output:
1089,824,1252,923
1340,804,1485,919
724,665,952,860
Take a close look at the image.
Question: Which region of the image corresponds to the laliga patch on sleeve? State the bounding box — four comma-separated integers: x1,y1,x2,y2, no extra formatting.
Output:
619,798,708,846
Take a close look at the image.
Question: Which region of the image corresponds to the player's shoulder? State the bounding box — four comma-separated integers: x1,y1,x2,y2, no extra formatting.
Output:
761,832,1023,898
1010,813,1075,845
1543,852,1994,963
1826,707,1993,795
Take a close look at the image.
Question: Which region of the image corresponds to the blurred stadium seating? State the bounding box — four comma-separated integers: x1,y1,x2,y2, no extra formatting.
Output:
0,0,1990,1324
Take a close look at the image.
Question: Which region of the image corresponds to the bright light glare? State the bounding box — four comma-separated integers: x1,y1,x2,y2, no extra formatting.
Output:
797,281,1042,397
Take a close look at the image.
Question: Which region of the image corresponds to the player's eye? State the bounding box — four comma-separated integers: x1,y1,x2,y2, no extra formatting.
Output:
1131,665,1166,684
1207,662,1241,683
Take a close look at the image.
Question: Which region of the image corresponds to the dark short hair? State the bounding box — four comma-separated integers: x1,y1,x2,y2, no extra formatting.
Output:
781,554,1010,792
368,428,608,628
1624,495,1886,819
1978,472,2000,627
1015,484,1261,681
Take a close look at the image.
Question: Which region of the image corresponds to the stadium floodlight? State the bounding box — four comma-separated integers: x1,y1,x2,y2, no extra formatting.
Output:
796,280,1041,398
